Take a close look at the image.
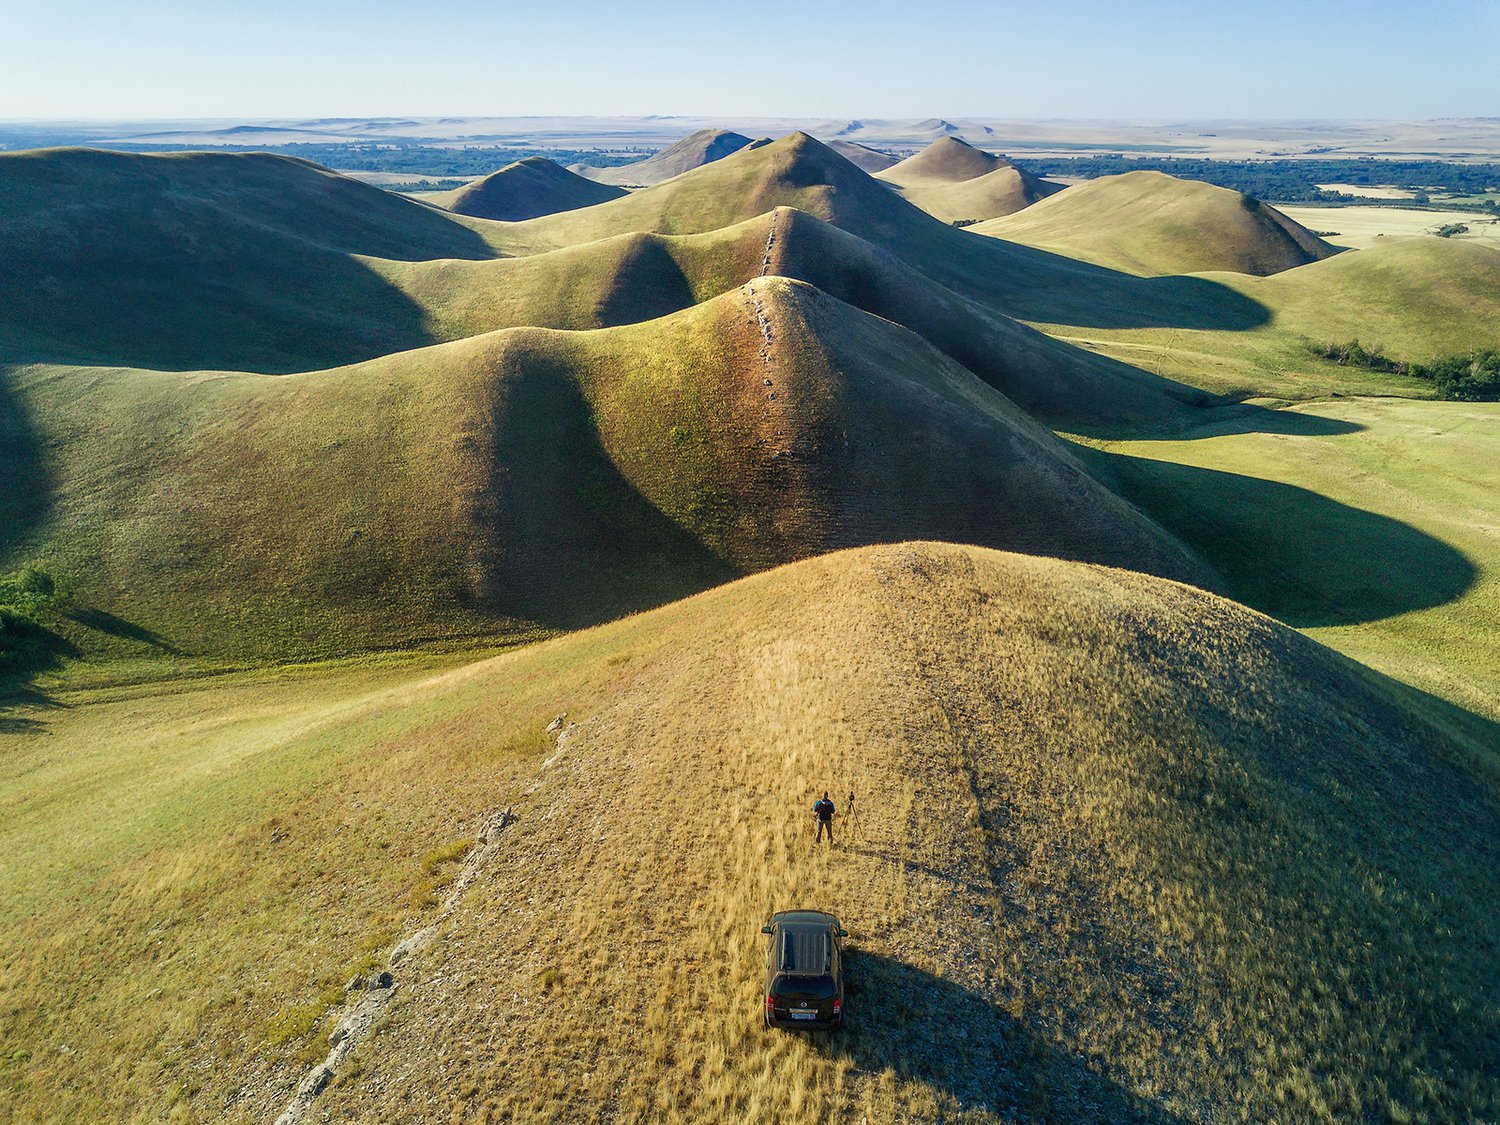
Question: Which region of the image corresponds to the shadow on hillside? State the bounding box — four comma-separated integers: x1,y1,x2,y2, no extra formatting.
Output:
843,845,996,899
0,154,498,373
926,230,1274,333
813,949,1184,1122
476,363,738,630
0,369,54,558
595,236,699,327
0,684,68,735
1077,399,1367,443
68,608,179,654
1097,452,1476,626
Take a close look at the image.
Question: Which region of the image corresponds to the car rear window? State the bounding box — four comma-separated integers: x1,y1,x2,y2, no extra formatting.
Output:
779,926,830,974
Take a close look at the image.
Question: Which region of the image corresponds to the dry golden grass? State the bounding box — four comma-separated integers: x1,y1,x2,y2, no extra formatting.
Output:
0,543,1455,1124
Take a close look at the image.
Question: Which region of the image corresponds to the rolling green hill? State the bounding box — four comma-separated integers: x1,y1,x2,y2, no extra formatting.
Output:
876,137,1064,223
426,156,625,220
2,279,1205,665
4,122,1500,1125
2,544,1494,1122
370,207,1200,424
876,135,1011,185
975,170,1336,277
0,147,499,372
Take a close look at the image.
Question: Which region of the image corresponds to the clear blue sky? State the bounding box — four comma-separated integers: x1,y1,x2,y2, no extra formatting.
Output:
2,0,1495,120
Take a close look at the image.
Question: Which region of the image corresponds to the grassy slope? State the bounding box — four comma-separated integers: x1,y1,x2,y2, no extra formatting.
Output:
1080,397,1500,723
889,165,1065,224
827,139,899,173
426,156,626,221
2,545,1494,1123
1038,239,1500,402
0,148,497,372
572,128,757,187
876,138,1062,223
975,171,1336,278
372,207,1199,425
875,136,1009,185
2,279,1203,665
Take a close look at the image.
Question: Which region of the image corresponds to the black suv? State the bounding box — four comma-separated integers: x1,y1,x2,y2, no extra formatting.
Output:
761,910,848,1030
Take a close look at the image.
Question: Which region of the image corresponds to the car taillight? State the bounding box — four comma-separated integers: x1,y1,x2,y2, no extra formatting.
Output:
832,998,841,1016
766,994,775,1015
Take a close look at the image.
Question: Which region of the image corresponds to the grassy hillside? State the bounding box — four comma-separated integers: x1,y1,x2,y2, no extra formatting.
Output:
876,136,1010,185
1,279,1203,666
827,139,898,172
0,148,496,372
877,138,1063,223
976,170,1336,277
468,135,1279,344
426,156,625,220
372,208,1201,425
1036,239,1500,402
2,544,1494,1122
571,128,757,186
1079,396,1500,723
890,165,1065,224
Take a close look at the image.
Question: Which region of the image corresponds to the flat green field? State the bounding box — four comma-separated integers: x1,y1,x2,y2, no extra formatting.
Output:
1081,396,1500,729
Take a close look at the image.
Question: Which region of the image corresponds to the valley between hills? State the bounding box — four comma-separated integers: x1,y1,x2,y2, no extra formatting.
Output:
1,129,1497,1124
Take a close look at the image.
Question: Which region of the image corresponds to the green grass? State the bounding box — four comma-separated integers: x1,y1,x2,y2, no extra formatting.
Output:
426,156,625,221
1077,397,1500,724
0,148,499,373
975,170,1335,277
1,278,1205,669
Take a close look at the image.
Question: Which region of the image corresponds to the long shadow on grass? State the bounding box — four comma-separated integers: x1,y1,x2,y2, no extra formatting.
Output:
1092,450,1476,626
0,369,53,560
913,228,1273,333
811,949,1184,1122
474,362,738,630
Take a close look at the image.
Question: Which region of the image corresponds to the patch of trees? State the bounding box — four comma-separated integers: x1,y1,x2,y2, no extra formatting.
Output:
1310,341,1500,401
0,565,63,672
1024,156,1500,209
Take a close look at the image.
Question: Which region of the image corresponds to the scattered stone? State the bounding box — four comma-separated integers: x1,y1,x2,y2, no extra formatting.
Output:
545,714,567,735
479,807,515,844
344,975,365,992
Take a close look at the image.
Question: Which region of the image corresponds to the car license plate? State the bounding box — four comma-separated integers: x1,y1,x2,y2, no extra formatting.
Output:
791,1009,818,1020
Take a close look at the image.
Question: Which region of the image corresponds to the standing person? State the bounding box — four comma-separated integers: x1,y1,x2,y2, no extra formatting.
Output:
813,792,836,846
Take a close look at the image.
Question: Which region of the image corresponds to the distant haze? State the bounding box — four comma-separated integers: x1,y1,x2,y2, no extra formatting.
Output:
2,0,1496,120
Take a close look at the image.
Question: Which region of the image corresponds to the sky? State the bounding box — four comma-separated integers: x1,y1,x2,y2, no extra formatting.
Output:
2,0,1496,121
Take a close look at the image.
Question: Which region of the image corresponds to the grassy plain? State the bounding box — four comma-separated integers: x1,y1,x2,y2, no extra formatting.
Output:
3,544,1495,1123
1277,205,1500,250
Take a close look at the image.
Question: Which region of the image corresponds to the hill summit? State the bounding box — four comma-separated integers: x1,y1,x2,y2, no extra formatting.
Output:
977,169,1337,276
428,156,625,221
572,128,759,186
875,137,1065,222
878,135,1013,185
